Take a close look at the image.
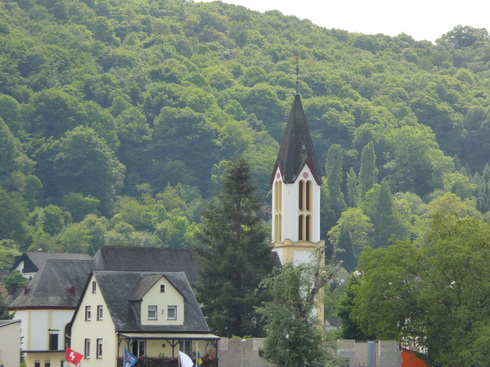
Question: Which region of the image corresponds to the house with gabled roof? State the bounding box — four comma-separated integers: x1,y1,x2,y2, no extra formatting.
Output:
11,252,91,280
8,259,93,367
68,270,219,367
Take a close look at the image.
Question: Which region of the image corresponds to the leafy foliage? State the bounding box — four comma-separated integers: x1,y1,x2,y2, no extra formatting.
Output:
0,0,488,271
348,211,490,366
257,255,340,367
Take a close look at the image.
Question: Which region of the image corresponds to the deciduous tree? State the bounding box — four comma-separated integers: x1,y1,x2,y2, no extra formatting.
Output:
257,254,341,367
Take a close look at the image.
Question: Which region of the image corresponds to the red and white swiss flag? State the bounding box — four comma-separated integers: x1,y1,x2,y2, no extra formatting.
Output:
66,347,83,365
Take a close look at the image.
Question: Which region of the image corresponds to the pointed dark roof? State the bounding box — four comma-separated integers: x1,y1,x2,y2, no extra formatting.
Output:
10,252,91,274
8,259,93,309
89,270,210,333
272,94,322,184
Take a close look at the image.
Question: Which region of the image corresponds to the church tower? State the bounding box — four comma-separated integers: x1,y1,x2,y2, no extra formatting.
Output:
270,93,325,265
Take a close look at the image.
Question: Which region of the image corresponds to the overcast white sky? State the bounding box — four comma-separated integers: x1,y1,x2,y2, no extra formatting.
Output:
194,0,489,42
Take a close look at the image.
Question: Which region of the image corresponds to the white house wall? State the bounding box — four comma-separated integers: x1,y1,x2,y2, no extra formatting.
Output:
0,321,21,367
141,276,184,326
71,275,117,367
293,250,315,266
30,310,48,350
12,310,29,350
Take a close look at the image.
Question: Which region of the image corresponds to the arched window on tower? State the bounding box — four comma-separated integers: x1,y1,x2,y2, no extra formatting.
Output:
274,180,282,242
298,180,312,241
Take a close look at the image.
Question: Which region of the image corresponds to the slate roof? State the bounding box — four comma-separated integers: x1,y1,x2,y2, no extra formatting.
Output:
271,94,322,185
11,252,91,274
8,259,93,309
90,270,210,333
93,247,201,284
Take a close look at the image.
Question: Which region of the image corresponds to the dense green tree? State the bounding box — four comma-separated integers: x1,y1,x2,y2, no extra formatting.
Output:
440,25,490,49
61,192,101,222
112,196,154,232
346,167,359,207
328,207,373,266
0,94,24,133
195,157,275,337
28,204,71,236
0,293,13,319
352,212,490,366
29,89,81,139
151,106,219,193
3,270,29,295
257,255,340,367
334,225,356,272
54,126,124,215
323,144,345,228
384,125,453,198
363,182,408,248
0,117,22,187
476,166,490,213
337,275,375,340
0,188,29,249
358,141,378,201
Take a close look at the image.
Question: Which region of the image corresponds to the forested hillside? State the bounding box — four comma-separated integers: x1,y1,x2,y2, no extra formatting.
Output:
0,0,489,266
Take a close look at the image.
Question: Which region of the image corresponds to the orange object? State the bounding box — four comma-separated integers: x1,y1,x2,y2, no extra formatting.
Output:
401,349,427,367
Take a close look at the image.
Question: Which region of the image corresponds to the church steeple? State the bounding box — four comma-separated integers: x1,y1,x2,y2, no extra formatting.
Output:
271,94,324,264
271,94,322,185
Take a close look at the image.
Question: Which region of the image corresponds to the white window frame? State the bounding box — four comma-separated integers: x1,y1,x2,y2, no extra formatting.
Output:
84,338,91,359
85,305,91,321
96,338,103,359
167,305,177,320
148,305,158,320
97,305,103,320
131,340,145,357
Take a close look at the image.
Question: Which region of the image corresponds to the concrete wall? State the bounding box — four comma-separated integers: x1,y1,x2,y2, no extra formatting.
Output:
338,340,401,367
218,339,273,367
218,338,401,367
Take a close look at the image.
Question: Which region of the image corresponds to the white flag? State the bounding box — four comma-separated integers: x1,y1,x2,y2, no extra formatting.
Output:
179,351,194,367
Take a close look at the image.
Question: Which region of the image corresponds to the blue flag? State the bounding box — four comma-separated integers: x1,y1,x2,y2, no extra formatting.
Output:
196,351,203,366
124,349,138,367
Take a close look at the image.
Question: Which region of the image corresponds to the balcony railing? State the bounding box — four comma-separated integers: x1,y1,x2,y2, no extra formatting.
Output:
117,357,218,367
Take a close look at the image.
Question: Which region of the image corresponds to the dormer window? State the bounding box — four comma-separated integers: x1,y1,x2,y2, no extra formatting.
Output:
148,305,157,320
160,284,165,292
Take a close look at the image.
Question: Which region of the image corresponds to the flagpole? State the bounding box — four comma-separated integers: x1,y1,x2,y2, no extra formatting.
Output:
195,342,199,367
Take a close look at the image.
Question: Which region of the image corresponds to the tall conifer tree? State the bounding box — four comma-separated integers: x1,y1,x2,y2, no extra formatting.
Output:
323,144,345,229
364,182,407,248
346,167,360,207
195,157,275,337
359,141,378,201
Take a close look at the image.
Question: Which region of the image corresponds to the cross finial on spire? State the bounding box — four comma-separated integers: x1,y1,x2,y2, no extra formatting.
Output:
294,56,300,95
